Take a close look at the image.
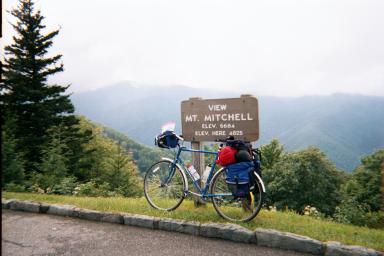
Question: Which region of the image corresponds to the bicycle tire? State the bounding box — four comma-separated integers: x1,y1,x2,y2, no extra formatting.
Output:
211,168,264,222
144,160,186,211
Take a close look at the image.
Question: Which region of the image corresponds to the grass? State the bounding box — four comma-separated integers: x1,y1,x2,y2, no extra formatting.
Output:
3,192,384,252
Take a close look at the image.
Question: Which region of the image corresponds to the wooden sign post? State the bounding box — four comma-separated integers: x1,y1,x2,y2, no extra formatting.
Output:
181,95,259,207
191,140,206,206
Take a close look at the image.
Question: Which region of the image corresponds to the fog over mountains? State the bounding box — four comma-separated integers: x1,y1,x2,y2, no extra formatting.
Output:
71,82,384,171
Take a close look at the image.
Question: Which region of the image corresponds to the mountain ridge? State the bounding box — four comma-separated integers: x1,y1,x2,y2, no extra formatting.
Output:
71,82,384,171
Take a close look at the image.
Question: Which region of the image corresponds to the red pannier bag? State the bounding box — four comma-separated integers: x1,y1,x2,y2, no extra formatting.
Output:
216,146,237,166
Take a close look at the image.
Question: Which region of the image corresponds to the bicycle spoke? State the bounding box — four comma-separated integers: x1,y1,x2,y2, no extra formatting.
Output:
144,160,185,211
211,169,263,222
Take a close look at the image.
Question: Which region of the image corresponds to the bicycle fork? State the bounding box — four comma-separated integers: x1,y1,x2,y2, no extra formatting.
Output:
159,162,178,187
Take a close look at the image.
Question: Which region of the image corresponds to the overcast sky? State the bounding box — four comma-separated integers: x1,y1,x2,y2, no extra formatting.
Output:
2,0,384,96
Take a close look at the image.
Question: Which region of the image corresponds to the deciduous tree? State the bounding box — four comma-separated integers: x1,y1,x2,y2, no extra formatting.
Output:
342,149,384,212
265,146,343,215
261,139,284,170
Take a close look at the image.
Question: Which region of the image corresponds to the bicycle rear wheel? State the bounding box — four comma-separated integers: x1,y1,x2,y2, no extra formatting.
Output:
144,160,186,211
211,168,263,222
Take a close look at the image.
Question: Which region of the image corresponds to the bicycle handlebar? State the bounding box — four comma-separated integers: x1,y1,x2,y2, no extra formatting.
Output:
175,134,184,142
214,136,251,144
214,136,236,143
175,134,254,146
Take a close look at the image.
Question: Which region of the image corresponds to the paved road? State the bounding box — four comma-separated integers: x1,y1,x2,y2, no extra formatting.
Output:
2,210,311,256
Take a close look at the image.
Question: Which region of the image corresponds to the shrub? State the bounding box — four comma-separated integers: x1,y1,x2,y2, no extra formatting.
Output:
3,182,26,192
74,180,115,197
97,182,116,197
303,205,326,219
50,176,78,195
363,211,384,229
334,199,384,228
29,172,55,192
74,180,98,196
334,199,369,225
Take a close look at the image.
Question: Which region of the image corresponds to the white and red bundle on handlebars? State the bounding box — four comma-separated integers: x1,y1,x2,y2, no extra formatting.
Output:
155,130,183,149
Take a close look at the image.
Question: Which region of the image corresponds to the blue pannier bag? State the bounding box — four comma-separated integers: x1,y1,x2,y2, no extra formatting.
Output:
225,162,254,197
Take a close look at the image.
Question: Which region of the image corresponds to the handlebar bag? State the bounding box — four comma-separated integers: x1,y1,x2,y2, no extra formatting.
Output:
155,131,179,148
216,146,237,166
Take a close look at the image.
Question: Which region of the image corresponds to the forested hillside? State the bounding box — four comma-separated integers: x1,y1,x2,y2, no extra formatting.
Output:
100,123,169,175
71,82,384,171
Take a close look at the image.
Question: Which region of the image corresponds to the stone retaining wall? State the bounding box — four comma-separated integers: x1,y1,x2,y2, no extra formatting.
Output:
2,199,382,256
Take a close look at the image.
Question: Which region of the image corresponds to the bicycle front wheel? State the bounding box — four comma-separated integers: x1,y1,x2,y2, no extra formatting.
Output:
144,160,186,211
211,168,263,222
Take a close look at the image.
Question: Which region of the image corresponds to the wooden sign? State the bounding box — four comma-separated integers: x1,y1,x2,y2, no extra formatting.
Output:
181,95,259,142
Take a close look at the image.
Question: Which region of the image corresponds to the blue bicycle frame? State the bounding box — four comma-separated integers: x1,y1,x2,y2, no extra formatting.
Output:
169,146,230,199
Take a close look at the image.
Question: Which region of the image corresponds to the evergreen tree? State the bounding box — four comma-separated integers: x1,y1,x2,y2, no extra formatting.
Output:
54,117,93,181
39,125,70,178
106,142,142,197
80,122,113,181
0,0,77,173
1,119,25,187
32,124,71,192
108,142,129,188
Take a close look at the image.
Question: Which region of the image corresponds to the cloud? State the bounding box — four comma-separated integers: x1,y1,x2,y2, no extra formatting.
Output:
2,0,384,96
